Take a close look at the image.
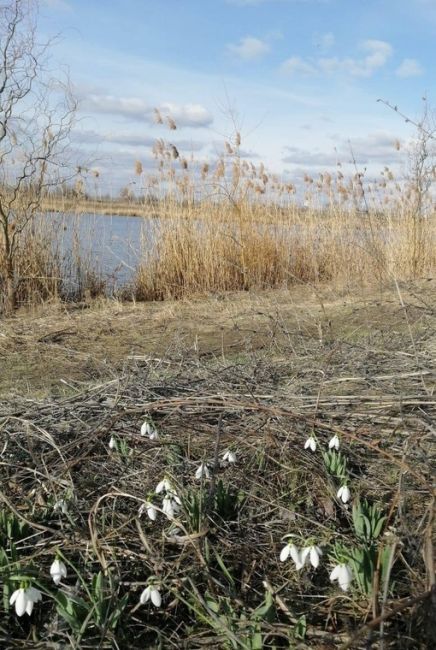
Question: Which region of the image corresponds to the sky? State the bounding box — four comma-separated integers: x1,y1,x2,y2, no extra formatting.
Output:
37,0,435,193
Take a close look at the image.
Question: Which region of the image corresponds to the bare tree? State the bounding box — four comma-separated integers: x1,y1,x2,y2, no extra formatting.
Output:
378,96,436,275
0,0,76,313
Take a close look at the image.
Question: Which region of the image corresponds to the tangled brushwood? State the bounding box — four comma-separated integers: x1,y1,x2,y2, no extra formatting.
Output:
0,309,434,649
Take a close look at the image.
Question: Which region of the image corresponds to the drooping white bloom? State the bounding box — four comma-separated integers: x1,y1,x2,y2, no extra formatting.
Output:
337,485,351,503
329,435,340,450
138,501,158,521
301,545,323,569
330,563,353,591
279,543,304,570
141,420,158,440
162,494,180,519
195,462,211,480
304,436,316,452
50,558,67,585
10,586,42,616
109,436,116,450
140,584,162,607
139,502,158,520
155,478,173,494
222,449,237,464
146,504,158,521
53,499,69,515
140,421,151,436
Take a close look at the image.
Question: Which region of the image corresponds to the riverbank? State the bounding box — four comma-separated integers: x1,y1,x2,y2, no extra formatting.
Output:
41,196,156,217
1,283,434,648
1,280,435,398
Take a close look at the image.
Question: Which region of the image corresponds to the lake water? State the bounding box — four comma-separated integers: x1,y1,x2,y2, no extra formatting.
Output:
47,211,424,298
49,212,156,293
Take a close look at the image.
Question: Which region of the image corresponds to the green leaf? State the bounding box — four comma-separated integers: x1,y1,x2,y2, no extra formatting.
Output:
55,591,89,632
214,550,235,589
252,591,273,620
295,614,307,640
205,597,220,614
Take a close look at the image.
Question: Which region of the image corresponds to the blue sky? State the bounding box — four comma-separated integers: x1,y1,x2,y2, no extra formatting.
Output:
38,0,434,192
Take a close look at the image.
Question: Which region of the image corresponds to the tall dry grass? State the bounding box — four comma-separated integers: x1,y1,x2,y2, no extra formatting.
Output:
0,213,105,310
1,119,435,310
132,199,435,301
128,127,436,300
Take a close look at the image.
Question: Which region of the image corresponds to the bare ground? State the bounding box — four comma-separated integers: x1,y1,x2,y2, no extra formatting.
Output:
0,281,435,648
1,280,435,399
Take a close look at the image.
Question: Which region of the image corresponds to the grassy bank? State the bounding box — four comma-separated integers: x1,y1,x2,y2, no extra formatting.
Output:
0,285,434,647
2,132,435,313
41,196,157,218
2,195,434,312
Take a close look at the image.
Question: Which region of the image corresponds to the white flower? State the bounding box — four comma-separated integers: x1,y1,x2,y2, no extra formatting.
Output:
10,586,42,616
139,502,158,520
195,462,210,480
146,504,158,521
222,449,237,464
301,545,323,569
109,436,116,450
330,563,353,591
279,543,304,570
337,485,351,503
304,436,316,452
162,495,180,519
53,499,69,515
140,584,162,607
155,478,173,494
329,435,340,450
141,420,158,440
50,558,67,585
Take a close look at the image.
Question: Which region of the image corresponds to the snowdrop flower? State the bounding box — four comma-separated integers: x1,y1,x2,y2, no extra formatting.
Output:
304,436,317,452
329,435,340,450
53,499,69,515
301,545,323,569
155,478,173,494
162,495,180,519
330,563,353,591
50,558,67,585
337,485,351,503
222,449,237,464
140,584,162,607
145,503,158,521
10,586,42,616
279,543,304,570
141,420,158,440
195,462,211,480
109,436,116,450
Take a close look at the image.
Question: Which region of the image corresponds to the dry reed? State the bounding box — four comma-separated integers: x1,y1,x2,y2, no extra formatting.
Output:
1,115,435,311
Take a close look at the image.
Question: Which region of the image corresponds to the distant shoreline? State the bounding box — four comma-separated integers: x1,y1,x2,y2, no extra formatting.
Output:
41,198,157,218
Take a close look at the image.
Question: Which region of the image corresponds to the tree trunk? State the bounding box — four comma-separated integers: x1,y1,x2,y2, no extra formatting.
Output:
4,257,16,315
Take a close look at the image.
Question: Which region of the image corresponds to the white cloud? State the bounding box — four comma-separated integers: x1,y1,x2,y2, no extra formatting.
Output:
282,146,339,166
281,39,393,78
316,32,335,52
71,129,205,151
395,58,424,78
283,132,404,167
79,94,213,128
227,36,270,61
159,102,213,127
342,132,404,163
281,56,317,75
363,39,393,69
319,40,393,77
